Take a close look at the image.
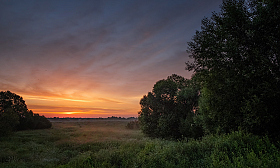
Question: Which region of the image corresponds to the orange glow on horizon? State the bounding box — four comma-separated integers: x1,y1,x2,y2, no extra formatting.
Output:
21,93,140,118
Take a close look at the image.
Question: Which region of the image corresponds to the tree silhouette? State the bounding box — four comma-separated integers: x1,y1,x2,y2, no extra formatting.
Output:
0,91,52,136
138,74,203,139
186,0,280,140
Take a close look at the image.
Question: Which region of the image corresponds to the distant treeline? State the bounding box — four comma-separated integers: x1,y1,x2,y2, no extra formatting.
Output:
138,0,280,142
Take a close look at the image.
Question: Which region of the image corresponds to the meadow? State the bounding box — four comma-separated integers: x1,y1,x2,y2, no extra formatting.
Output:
0,119,280,168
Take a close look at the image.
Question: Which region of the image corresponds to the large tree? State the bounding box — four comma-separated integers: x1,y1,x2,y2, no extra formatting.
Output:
186,0,280,139
138,74,203,139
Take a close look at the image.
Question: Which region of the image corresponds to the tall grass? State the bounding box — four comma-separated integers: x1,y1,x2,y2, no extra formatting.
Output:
1,119,279,168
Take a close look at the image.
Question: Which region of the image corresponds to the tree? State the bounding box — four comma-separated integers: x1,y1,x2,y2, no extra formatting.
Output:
0,107,19,136
0,91,52,135
0,91,27,135
186,0,280,139
138,74,203,139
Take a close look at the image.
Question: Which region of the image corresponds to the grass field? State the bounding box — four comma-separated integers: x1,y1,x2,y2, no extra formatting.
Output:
1,119,280,168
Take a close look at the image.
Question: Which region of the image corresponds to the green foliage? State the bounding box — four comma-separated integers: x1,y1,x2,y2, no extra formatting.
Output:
186,0,280,139
138,74,203,139
0,91,52,136
203,131,280,167
1,120,279,168
61,132,280,167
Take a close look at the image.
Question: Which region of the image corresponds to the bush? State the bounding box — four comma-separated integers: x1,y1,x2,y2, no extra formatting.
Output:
0,108,19,136
58,131,280,167
125,120,139,130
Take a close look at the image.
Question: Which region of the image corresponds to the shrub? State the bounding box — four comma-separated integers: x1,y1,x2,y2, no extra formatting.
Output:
0,108,19,136
125,120,139,130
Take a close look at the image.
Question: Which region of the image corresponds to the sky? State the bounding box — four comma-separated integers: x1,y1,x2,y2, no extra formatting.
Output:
0,0,222,118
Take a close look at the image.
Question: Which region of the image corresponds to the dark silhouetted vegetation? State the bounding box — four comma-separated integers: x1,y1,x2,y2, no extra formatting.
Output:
186,0,280,141
1,0,279,167
138,0,280,143
0,91,52,136
138,74,203,139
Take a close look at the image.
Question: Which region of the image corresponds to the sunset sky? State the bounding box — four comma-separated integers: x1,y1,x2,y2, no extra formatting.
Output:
0,0,222,118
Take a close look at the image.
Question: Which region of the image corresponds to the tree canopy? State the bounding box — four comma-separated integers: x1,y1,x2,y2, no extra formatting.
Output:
138,74,203,139
0,91,52,136
186,0,280,139
137,0,279,141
